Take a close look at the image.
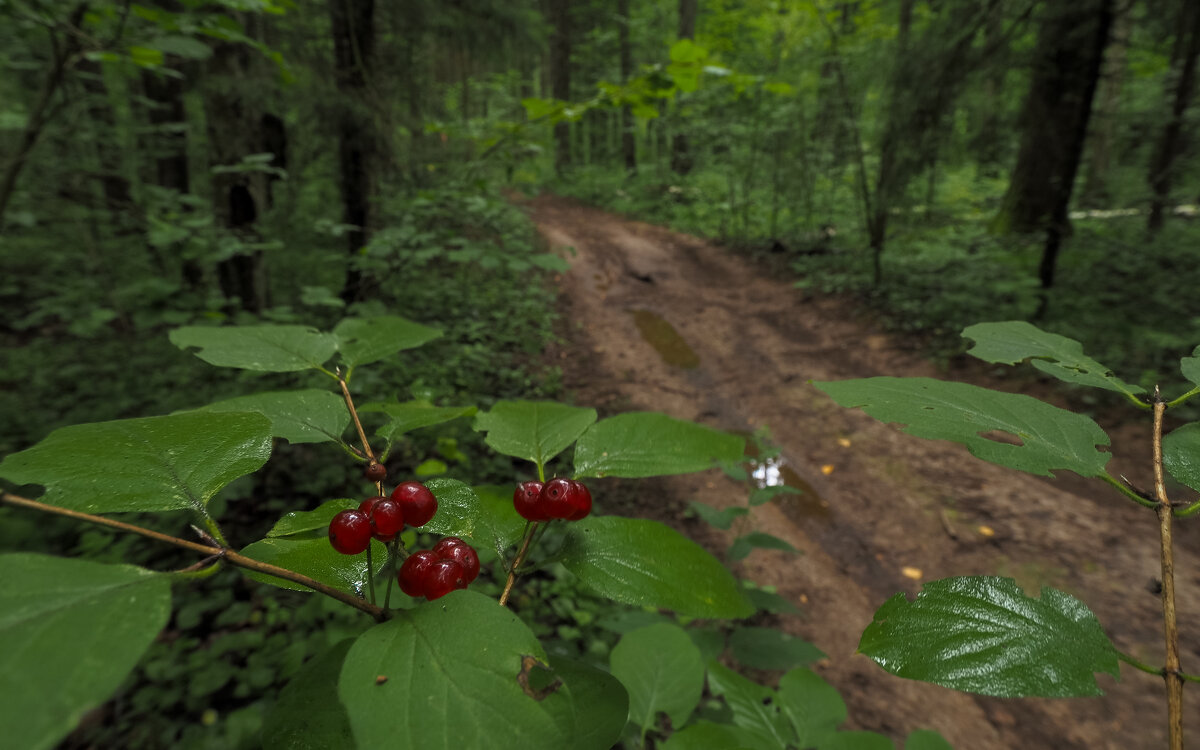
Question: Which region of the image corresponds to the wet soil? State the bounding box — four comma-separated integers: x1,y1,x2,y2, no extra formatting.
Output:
525,194,1200,750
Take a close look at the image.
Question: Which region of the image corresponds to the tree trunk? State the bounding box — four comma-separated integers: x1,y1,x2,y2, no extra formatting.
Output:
1147,0,1200,233
670,0,698,176
992,0,1112,299
618,0,636,173
329,0,377,303
549,0,571,174
1081,2,1131,207
143,62,199,285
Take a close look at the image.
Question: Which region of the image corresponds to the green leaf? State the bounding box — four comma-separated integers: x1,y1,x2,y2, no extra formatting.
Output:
170,324,337,372
742,583,800,615
1180,346,1200,387
706,661,792,750
689,500,748,530
728,532,799,561
262,640,355,750
546,655,630,750
670,38,708,63
473,400,597,468
128,45,165,67
610,623,705,735
819,731,895,750
858,576,1119,697
267,498,358,537
0,412,271,515
339,590,575,749
149,34,213,60
573,413,745,479
239,536,385,595
360,401,477,444
191,389,349,444
421,478,486,541
813,377,1110,478
560,516,754,618
963,321,1143,397
905,729,954,750
777,668,845,748
749,484,802,506
468,484,529,551
332,316,441,370
730,627,824,671
1163,422,1200,492
660,721,757,750
0,554,171,750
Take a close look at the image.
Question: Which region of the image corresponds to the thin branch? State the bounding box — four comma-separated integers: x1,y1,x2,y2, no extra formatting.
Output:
1100,472,1159,509
499,522,540,607
1118,650,1164,677
338,374,376,462
1151,391,1185,750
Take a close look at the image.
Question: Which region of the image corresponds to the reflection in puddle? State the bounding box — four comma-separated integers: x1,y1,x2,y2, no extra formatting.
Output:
750,455,832,523
629,309,700,369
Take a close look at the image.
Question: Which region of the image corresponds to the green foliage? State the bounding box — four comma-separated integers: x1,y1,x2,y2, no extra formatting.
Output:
574,412,746,478
610,623,706,738
474,400,598,470
193,389,351,444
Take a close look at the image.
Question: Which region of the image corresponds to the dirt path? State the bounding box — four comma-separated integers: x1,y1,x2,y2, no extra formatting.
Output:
526,194,1200,750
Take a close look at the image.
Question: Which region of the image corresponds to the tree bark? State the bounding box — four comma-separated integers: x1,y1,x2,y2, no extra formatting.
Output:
1147,0,1200,233
618,0,636,174
549,0,572,174
1081,1,1131,207
670,0,698,176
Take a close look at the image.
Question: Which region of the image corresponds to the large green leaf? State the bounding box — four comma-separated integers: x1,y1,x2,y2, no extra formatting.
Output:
660,722,758,750
0,412,271,515
339,590,580,749
545,655,630,750
170,325,337,371
192,389,349,444
267,499,358,538
263,640,355,750
777,668,845,748
610,623,705,736
0,554,171,750
468,484,531,552
858,576,1119,697
421,478,528,551
332,316,441,370
1178,345,1200,388
473,400,597,468
819,732,894,750
730,627,824,671
240,536,386,596
963,321,1143,396
560,516,753,618
573,412,745,478
359,400,477,445
1163,422,1200,493
813,377,1110,478
706,661,793,750
905,730,954,750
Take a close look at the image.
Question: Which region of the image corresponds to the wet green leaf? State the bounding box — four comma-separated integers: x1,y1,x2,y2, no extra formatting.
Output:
813,377,1110,478
611,623,705,735
573,412,745,479
240,536,385,596
191,389,348,444
858,576,1119,697
561,516,753,618
545,655,629,750
730,627,824,671
267,499,358,538
0,554,171,750
1163,422,1200,493
332,316,441,370
777,668,845,747
706,661,792,749
360,401,477,444
0,412,271,515
473,400,597,468
170,324,337,371
728,532,799,561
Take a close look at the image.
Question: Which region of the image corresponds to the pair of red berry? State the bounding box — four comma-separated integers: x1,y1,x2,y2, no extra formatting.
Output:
328,481,438,555
513,478,592,522
398,537,480,600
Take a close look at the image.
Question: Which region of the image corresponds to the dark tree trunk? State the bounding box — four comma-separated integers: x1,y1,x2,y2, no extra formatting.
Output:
992,0,1112,298
618,0,636,173
1147,0,1200,233
1082,2,1131,207
549,0,572,174
670,0,698,176
329,0,376,303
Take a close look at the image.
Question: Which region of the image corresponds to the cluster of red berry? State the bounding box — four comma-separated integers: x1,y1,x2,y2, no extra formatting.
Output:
512,477,592,522
328,480,439,555
398,537,480,600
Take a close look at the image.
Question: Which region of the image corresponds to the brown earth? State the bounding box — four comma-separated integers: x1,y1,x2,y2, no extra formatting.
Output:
525,194,1200,750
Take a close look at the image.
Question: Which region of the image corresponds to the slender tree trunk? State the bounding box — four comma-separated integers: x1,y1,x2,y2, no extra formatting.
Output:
618,0,636,173
1082,2,1131,207
549,0,571,174
1147,0,1200,233
670,0,698,176
329,0,377,303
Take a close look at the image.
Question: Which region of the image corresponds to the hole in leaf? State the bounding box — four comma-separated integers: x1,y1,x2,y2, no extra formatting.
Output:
978,430,1024,447
517,655,562,701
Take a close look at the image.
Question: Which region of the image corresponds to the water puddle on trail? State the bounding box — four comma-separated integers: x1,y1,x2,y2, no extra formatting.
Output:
628,309,700,369
750,455,832,523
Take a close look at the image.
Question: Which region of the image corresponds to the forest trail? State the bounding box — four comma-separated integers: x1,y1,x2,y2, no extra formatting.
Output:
525,194,1200,750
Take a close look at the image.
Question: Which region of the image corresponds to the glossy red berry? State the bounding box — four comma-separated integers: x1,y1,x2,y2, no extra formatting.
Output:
424,559,468,600
358,495,386,514
364,461,387,482
369,497,405,538
513,480,547,521
540,477,575,519
328,510,371,555
566,480,593,521
391,481,438,527
398,550,439,597
433,536,480,583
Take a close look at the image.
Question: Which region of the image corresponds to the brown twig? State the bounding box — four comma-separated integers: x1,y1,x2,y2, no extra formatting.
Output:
499,522,539,607
1152,390,1185,750
1,492,385,619
338,374,376,462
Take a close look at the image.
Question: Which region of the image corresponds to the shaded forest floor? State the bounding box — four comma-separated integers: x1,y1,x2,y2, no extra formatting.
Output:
525,193,1200,750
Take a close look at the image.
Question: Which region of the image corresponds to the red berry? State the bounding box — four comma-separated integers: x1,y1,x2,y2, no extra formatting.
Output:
391,481,438,527
369,498,405,538
566,480,593,521
364,461,387,482
424,559,467,600
513,480,547,522
540,477,575,519
328,510,371,555
358,496,386,514
433,536,480,583
398,550,439,597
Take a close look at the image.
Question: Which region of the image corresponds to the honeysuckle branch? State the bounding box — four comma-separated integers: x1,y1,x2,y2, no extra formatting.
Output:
337,373,376,463
1151,391,1185,750
0,492,385,620
1165,384,1200,410
1100,472,1159,510
499,521,540,607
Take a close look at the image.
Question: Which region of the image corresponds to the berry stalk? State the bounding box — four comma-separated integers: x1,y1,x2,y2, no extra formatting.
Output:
499,522,539,607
